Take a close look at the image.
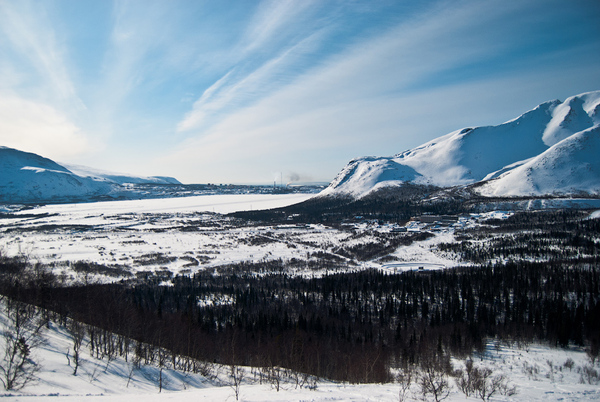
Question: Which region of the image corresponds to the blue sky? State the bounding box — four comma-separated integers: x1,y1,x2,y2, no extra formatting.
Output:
1,0,599,184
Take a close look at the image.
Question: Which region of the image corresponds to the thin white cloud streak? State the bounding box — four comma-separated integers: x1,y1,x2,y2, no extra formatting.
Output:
176,70,235,131
176,0,515,134
178,30,326,132
91,0,175,137
162,0,600,184
177,0,325,132
107,1,164,91
240,0,317,56
168,2,499,151
0,0,83,109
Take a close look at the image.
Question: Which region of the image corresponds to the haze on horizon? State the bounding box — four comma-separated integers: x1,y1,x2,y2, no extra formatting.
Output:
1,0,599,185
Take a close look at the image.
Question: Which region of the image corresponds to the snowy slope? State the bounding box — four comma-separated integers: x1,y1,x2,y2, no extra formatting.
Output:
2,300,599,401
0,147,180,204
322,90,600,198
0,147,117,204
479,124,600,196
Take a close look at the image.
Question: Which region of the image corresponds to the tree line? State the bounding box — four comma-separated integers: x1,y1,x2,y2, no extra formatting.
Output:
439,209,600,263
230,185,463,224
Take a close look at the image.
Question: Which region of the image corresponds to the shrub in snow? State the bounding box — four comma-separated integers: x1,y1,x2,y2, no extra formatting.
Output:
454,358,517,401
396,366,414,402
579,364,599,385
563,357,575,371
418,364,450,402
229,364,244,401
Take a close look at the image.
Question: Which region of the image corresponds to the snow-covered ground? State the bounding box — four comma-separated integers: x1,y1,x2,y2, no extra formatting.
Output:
13,193,314,216
2,196,597,284
0,194,471,281
1,301,598,401
1,194,320,277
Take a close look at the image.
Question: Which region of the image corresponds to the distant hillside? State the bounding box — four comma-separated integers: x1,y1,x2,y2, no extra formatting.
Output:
0,146,180,204
322,90,600,198
63,163,181,185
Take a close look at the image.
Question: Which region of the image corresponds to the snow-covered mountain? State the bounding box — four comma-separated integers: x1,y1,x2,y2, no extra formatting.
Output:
322,90,600,198
0,147,180,204
63,163,180,186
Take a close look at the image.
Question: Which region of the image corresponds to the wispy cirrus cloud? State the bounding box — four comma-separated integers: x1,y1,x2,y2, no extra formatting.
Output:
239,0,318,56
176,0,489,136
0,0,92,160
163,0,600,184
176,0,329,133
177,30,326,132
0,0,82,109
92,1,171,131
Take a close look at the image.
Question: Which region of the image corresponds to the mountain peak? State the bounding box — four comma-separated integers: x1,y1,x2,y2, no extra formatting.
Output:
323,90,600,198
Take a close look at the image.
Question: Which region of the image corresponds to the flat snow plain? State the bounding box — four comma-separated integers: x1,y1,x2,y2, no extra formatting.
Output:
22,193,315,215
0,193,462,280
1,194,323,278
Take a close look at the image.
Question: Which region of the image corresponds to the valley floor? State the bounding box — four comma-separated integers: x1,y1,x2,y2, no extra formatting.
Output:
1,195,598,281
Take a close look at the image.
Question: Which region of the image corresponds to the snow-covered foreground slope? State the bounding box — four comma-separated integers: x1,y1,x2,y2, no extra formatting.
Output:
0,147,180,204
323,90,600,198
1,301,598,401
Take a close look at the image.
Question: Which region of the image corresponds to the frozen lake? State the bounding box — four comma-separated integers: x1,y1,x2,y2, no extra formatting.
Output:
21,193,315,216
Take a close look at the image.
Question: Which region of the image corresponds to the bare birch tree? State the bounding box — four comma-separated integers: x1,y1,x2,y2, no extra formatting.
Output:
0,299,45,390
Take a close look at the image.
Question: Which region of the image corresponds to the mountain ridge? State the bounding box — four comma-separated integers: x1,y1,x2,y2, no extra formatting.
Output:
0,146,180,204
322,90,600,198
